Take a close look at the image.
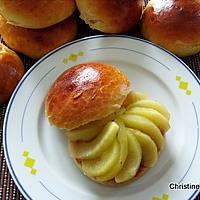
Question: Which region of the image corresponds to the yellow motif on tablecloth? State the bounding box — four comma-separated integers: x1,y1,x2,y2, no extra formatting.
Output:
23,151,37,175
63,52,84,64
176,76,192,95
152,193,169,200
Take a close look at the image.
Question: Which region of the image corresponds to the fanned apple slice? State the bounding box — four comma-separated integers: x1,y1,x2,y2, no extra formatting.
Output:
130,129,158,167
126,107,170,134
67,108,125,142
69,121,119,159
123,91,148,107
127,100,170,120
121,114,164,150
81,139,120,177
115,131,142,183
67,125,103,142
96,120,128,182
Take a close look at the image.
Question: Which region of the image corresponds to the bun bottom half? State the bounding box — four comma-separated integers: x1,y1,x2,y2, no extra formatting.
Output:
0,15,77,59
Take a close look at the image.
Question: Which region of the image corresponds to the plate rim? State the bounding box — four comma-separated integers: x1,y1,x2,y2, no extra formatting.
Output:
3,35,200,200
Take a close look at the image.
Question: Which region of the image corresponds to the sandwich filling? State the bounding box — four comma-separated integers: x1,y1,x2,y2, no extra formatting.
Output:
68,91,170,184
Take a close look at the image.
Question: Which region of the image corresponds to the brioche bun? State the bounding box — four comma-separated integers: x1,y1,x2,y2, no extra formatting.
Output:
75,0,144,33
0,43,25,103
141,0,200,57
0,15,77,59
45,63,130,130
0,0,76,29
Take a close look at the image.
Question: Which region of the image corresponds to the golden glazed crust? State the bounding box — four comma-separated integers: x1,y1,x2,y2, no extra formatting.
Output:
0,0,76,29
45,63,131,130
0,43,24,103
141,0,200,57
75,0,144,33
0,15,77,59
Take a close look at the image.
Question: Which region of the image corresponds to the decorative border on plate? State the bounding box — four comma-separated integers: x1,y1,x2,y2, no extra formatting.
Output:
3,35,200,200
90,47,171,71
178,102,199,184
21,66,56,142
62,51,84,64
39,181,62,200
23,151,37,175
152,193,169,200
176,76,192,95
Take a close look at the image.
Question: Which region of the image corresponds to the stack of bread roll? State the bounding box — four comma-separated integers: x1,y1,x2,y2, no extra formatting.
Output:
0,0,77,59
1,0,198,59
0,0,146,59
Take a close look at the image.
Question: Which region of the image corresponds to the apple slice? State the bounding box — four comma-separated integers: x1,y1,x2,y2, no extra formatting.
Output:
123,91,148,107
121,114,164,151
67,108,125,142
130,129,158,167
67,125,103,142
127,100,170,120
126,107,170,134
96,120,128,182
69,121,119,159
81,139,120,177
115,131,142,183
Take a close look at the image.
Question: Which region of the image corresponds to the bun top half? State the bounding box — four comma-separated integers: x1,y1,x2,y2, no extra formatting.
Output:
45,63,130,130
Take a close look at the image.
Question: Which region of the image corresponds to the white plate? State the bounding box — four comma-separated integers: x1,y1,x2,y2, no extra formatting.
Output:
3,36,200,200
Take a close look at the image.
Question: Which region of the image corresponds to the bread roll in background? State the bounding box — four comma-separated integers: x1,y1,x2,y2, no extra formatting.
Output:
75,0,144,33
141,0,200,57
0,0,76,29
0,43,24,103
0,15,77,59
45,63,131,130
